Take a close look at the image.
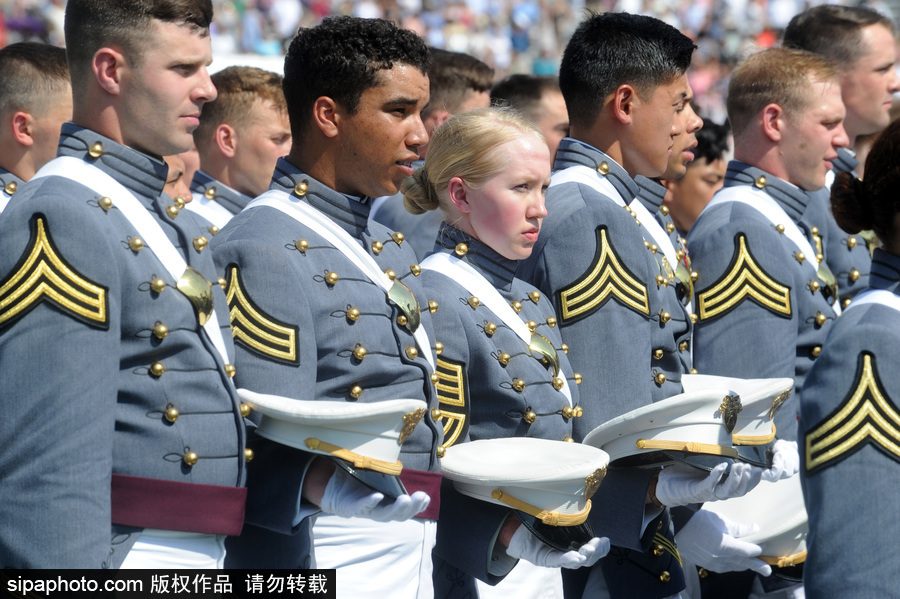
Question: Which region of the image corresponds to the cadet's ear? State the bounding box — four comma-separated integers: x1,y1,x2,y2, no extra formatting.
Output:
611,84,637,125
312,96,339,138
215,124,237,158
447,176,471,213
761,103,784,142
93,47,125,96
10,112,35,147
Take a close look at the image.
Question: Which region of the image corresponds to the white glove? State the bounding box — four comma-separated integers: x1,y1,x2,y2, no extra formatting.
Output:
760,440,799,482
505,526,610,569
319,467,430,522
675,509,772,576
655,462,763,507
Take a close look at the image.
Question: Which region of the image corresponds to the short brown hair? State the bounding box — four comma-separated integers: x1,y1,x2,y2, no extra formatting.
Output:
423,48,494,119
783,5,895,70
0,42,69,121
727,48,837,137
194,66,286,155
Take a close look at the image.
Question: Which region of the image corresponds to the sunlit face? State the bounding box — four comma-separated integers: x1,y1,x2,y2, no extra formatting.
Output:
624,74,691,178
452,134,550,261
781,79,849,191
661,84,703,180
30,86,72,176
230,99,291,197
840,24,900,141
119,20,217,157
663,156,726,233
334,64,429,198
534,89,569,159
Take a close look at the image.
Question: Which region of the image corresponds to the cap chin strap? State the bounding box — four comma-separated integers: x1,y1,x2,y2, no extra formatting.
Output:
760,550,807,568
305,438,403,476
490,489,590,527
635,438,739,458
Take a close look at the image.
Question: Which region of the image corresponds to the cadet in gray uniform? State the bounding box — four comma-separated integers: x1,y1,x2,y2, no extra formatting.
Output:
0,0,249,568
801,119,900,599
187,66,290,228
783,5,900,306
211,17,441,594
0,42,71,214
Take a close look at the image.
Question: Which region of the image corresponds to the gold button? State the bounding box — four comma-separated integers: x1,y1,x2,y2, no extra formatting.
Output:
660,311,671,324
849,269,860,282
513,379,526,392
660,206,670,216
150,362,165,377
165,407,179,423
245,448,254,462
546,317,557,327
690,368,698,374
325,271,339,285
150,278,166,293
174,197,186,210
385,269,397,281
666,223,675,234
574,406,583,417
224,364,236,377
88,142,103,158
811,226,819,235
754,175,766,189
406,347,419,360
98,196,112,211
436,446,446,458
208,225,219,236
529,291,541,303
811,346,822,358
166,205,179,219
511,301,522,313
698,568,709,579
455,243,468,256
294,181,308,196
431,373,440,385
428,300,439,314
690,313,698,323
372,241,384,254
410,264,421,276
561,343,569,354
656,275,665,286
350,385,363,399
597,162,610,175
153,324,168,339
654,372,667,385
691,271,699,282
554,378,565,391
467,296,480,309
574,373,582,384
393,232,405,244
347,307,360,321
660,571,671,583
295,239,308,253
847,237,858,248
650,244,659,254
653,349,663,360
183,451,199,466
129,237,144,252
816,253,824,263
240,403,251,418
484,322,497,336
218,277,226,290
679,341,688,352
843,298,852,309
435,341,443,355
676,249,684,260
644,240,651,249
524,410,537,424
795,252,805,263
776,224,785,234
353,346,367,361
498,352,511,365
815,312,827,326
809,280,820,292
397,314,408,326
204,187,216,199
563,436,575,443
526,320,537,332
431,409,442,421
4,181,17,195
193,236,208,251
653,544,664,557
562,405,574,418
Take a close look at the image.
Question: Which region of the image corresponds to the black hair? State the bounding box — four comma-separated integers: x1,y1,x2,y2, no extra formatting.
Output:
693,118,730,164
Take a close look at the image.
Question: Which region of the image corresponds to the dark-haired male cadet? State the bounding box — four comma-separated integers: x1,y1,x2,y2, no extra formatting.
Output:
491,74,570,159
518,12,773,599
0,0,249,568
211,17,442,597
784,4,900,306
0,42,71,214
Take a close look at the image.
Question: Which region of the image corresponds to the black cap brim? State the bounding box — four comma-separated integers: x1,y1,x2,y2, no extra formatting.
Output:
518,512,595,552
332,456,408,499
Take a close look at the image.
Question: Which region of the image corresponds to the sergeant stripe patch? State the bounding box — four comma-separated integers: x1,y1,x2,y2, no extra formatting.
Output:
435,356,469,449
697,234,791,321
558,226,650,323
806,352,900,474
225,265,299,365
0,215,108,329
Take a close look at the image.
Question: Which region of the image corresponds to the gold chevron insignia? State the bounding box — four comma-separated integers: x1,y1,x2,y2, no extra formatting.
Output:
225,265,299,365
0,216,107,329
435,356,469,449
558,226,650,323
653,532,682,567
697,234,791,321
806,352,900,473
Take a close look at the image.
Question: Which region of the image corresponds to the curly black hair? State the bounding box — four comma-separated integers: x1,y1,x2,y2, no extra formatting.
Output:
283,16,430,141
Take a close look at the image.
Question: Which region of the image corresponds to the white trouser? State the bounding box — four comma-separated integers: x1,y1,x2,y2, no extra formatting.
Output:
313,514,437,599
477,561,563,599
120,529,225,569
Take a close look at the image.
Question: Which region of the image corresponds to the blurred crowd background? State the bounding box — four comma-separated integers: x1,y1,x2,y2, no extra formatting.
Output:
0,0,897,124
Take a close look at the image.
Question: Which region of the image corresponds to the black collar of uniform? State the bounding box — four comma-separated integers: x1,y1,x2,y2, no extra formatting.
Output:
554,138,639,203
723,160,810,223
634,175,666,214
190,169,251,215
869,247,900,293
0,166,23,195
433,222,519,291
833,147,858,175
58,123,168,206
270,157,371,237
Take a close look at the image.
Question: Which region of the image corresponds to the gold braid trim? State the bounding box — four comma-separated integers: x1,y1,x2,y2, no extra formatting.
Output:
490,489,591,526
759,551,807,568
635,438,739,457
305,438,403,475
